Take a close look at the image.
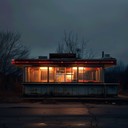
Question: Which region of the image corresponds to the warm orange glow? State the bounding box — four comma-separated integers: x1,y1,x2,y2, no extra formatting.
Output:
66,74,72,78
72,67,77,70
79,67,84,70
67,72,73,75
66,73,72,82
40,67,48,70
49,67,53,70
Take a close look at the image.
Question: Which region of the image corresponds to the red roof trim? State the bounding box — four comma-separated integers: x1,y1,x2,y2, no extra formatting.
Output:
11,58,116,66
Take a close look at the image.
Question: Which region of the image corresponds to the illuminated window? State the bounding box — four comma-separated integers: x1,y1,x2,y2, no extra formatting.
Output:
78,67,84,82
55,67,65,82
78,67,101,82
27,67,40,82
65,68,72,82
25,66,102,83
49,67,54,82
72,67,77,82
40,67,48,82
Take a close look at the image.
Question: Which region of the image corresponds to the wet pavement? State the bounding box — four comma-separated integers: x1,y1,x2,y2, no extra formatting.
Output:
0,102,128,128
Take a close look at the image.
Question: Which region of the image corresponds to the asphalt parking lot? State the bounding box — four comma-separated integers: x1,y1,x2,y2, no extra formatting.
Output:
0,101,128,128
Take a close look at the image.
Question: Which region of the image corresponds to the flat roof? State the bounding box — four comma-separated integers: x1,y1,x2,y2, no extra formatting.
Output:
11,58,116,68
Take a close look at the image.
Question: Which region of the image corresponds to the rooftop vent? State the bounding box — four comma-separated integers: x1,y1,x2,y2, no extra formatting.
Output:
102,54,112,59
102,51,112,59
49,53,76,59
104,54,111,58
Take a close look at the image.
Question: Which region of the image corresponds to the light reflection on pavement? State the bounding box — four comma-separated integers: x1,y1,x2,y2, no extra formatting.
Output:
0,103,128,128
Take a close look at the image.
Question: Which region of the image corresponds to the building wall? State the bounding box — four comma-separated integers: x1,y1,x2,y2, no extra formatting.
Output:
23,83,118,97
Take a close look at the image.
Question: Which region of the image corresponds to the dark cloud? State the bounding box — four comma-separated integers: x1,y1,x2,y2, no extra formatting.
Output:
0,0,128,63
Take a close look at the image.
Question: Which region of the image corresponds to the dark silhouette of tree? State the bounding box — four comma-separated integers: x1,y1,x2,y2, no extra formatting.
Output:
0,31,30,92
0,31,30,75
56,31,94,59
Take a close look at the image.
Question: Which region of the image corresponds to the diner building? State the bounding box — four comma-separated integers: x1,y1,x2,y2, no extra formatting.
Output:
12,53,118,97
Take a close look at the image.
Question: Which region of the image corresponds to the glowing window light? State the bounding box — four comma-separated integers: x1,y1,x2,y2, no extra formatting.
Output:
66,72,73,82
40,67,48,70
66,74,72,81
66,73,73,75
79,67,84,70
72,67,77,70
66,74,72,78
49,67,53,70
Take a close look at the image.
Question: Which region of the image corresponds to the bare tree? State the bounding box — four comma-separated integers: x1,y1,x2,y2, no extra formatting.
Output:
56,31,94,58
0,31,30,75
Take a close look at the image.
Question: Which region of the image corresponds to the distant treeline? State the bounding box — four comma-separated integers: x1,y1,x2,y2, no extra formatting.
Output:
105,61,128,93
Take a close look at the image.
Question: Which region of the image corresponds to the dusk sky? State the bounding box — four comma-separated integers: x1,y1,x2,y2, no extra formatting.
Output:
0,0,128,64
